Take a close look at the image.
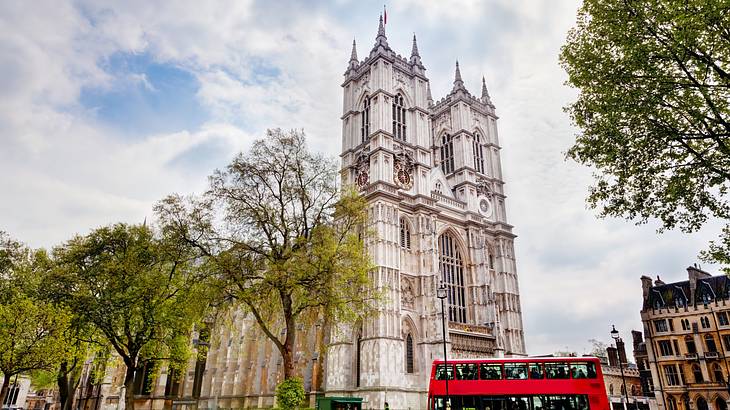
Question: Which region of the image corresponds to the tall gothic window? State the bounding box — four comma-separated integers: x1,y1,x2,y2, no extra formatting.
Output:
356,331,362,387
399,217,411,250
440,133,455,174
439,232,466,323
472,133,485,174
361,96,371,143
405,333,414,373
392,93,406,141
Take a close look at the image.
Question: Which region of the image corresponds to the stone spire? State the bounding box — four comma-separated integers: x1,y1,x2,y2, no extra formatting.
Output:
427,82,433,106
409,33,422,66
373,14,389,50
481,76,493,105
347,39,358,72
452,60,465,91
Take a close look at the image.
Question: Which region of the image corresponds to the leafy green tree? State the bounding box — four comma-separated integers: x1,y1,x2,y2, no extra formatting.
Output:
0,233,70,405
50,224,211,410
560,0,730,264
156,129,376,380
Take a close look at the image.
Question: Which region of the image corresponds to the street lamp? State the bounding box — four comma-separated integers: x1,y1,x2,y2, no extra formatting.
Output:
437,281,450,410
611,325,631,410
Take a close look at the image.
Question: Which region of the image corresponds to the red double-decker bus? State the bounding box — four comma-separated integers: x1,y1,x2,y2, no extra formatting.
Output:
427,357,610,410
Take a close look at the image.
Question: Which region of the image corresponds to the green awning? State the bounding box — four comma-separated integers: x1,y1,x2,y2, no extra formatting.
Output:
330,397,363,404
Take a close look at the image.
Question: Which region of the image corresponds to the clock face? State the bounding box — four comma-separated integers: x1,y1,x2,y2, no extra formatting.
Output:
356,170,369,188
478,198,492,217
396,169,411,187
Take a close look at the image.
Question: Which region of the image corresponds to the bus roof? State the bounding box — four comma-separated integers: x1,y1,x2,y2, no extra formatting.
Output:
432,356,601,364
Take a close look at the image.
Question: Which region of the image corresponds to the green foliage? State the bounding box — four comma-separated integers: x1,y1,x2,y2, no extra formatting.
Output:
275,377,306,410
156,129,376,379
560,0,730,263
0,232,70,401
29,370,57,389
49,223,212,406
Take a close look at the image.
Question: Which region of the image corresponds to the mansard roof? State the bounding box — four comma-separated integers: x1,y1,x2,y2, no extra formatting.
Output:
643,267,730,310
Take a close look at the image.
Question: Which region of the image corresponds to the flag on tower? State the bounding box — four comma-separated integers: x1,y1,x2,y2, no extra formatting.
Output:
384,4,387,25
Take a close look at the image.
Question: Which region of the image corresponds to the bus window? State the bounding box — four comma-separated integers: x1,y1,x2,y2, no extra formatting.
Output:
480,364,503,380
456,363,479,380
505,363,528,380
545,363,570,379
435,364,454,380
529,363,544,379
574,395,589,410
507,396,529,410
586,362,597,378
533,396,547,410
462,396,478,410
482,396,505,410
571,363,589,379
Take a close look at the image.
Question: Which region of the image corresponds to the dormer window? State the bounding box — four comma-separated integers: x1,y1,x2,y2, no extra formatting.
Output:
361,96,371,143
392,93,406,141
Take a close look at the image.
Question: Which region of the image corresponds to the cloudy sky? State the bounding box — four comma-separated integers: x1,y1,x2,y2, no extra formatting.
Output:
0,0,723,358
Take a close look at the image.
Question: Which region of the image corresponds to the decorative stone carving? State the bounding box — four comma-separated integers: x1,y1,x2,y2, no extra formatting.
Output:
476,177,493,198
393,145,415,190
401,276,415,309
355,147,370,189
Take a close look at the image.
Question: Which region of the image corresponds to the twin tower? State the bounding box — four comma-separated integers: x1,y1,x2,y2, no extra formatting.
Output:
326,16,527,409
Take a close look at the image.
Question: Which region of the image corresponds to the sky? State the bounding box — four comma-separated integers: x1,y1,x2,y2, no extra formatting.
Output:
0,0,724,359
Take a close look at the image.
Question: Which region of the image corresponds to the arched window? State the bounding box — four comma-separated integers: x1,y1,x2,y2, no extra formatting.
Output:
620,384,626,396
405,333,414,374
392,93,406,141
697,397,709,410
440,134,455,174
685,336,696,354
472,133,485,174
706,334,717,352
609,384,614,395
361,96,371,143
667,396,677,410
439,232,466,323
399,217,411,250
716,397,727,410
693,364,704,383
355,330,362,387
713,363,724,382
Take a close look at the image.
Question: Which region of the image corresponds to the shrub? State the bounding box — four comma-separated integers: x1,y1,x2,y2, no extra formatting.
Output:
275,378,306,410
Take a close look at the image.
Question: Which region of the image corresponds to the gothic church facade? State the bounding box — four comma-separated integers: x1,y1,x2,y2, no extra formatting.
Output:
324,17,526,409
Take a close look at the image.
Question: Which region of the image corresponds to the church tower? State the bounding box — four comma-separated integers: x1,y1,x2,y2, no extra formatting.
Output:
326,17,526,409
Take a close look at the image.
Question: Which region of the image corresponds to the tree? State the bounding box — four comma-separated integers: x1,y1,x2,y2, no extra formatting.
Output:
50,224,211,410
588,338,608,358
0,232,70,405
156,129,375,380
560,0,730,264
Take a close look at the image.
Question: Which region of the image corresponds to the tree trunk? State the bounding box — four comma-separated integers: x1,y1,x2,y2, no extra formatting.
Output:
58,361,70,410
0,373,12,407
123,362,137,410
282,321,296,380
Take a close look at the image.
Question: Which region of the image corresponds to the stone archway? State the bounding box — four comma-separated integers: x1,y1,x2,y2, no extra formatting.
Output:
716,397,727,410
696,397,709,410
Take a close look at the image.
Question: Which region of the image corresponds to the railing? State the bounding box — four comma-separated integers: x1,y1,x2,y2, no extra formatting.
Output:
449,322,493,336
684,353,698,359
431,191,466,210
704,351,719,359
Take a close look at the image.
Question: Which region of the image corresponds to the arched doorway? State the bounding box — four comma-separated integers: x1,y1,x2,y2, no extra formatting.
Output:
696,397,709,410
716,398,727,410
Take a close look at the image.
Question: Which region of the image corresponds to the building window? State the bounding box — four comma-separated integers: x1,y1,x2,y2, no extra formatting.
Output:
405,333,414,374
440,133,455,174
692,364,704,383
723,334,730,350
609,384,614,395
2,383,19,406
399,217,411,250
686,336,697,354
164,368,181,397
668,319,675,331
472,133,485,174
356,331,362,387
681,319,690,331
361,96,371,143
667,397,677,410
439,232,466,323
701,316,711,329
654,319,669,333
705,334,718,352
664,365,680,386
658,340,674,356
133,361,155,395
713,363,724,382
719,312,729,326
392,93,406,141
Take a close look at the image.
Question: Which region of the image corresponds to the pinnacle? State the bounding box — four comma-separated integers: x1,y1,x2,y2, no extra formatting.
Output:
373,14,389,49
350,39,358,62
411,34,420,57
453,60,465,91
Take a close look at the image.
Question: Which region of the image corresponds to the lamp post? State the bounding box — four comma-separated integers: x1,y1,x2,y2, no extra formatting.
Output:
437,281,450,410
611,325,631,410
